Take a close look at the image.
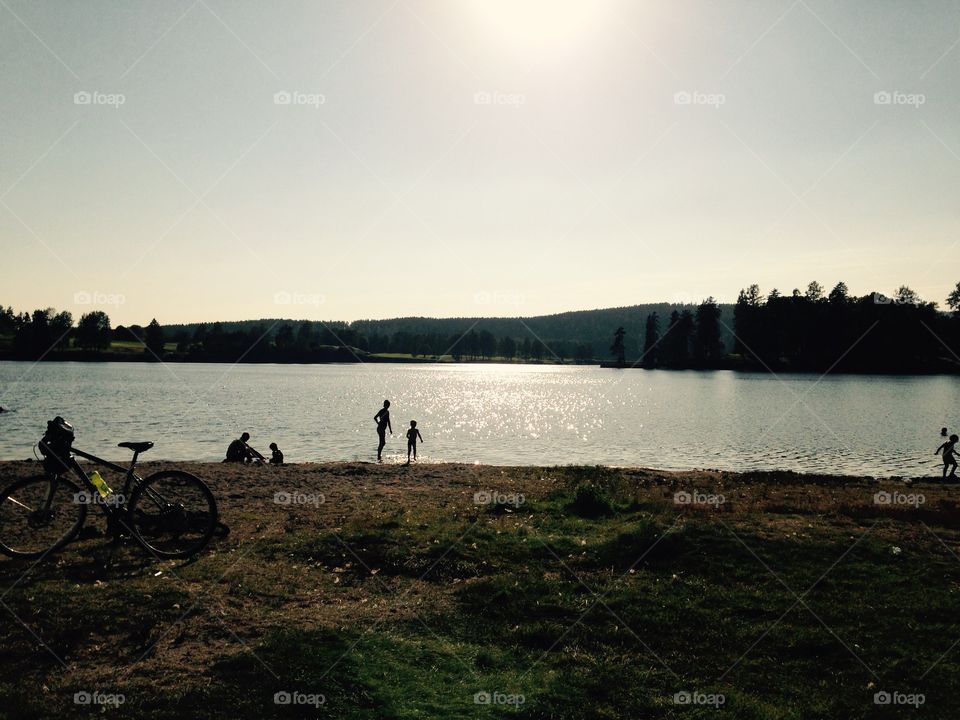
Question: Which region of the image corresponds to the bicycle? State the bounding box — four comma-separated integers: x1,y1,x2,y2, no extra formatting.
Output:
0,417,219,560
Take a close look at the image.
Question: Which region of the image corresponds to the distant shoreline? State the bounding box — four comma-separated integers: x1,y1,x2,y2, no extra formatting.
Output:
1,355,957,376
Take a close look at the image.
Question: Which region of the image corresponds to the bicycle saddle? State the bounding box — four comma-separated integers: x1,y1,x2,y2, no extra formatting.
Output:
118,441,154,453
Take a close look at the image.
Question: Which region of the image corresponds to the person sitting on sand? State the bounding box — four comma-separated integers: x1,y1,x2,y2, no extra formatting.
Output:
224,432,263,463
405,420,423,464
269,442,284,465
942,427,949,438
936,434,958,479
374,400,392,462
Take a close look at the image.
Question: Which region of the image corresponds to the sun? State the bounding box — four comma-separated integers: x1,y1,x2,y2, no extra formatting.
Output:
465,0,618,55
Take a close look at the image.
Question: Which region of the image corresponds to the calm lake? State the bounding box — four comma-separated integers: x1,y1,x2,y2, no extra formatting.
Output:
0,361,957,476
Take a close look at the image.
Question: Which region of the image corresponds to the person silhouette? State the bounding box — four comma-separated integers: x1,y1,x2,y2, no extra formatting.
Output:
405,420,424,464
269,442,284,465
936,434,958,479
374,400,392,462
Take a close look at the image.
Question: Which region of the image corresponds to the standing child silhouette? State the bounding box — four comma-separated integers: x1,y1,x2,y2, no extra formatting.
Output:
405,420,424,464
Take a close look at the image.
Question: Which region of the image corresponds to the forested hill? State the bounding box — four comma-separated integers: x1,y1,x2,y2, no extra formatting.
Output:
164,303,736,358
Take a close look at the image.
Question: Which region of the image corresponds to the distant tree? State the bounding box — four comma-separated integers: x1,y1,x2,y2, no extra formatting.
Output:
531,339,545,362
50,310,73,350
660,311,683,367
643,313,660,366
948,282,960,312
478,330,496,359
520,337,532,360
734,284,763,355
13,308,54,357
828,282,849,305
275,324,295,353
76,311,112,351
693,298,724,366
465,330,480,359
805,281,824,302
767,288,781,301
498,335,517,360
895,285,921,306
144,319,165,357
610,326,626,366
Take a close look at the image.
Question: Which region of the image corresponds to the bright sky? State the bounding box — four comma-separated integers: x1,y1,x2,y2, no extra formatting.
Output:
1,0,958,325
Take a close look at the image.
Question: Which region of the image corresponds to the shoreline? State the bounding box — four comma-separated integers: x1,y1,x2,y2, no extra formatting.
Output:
0,458,940,484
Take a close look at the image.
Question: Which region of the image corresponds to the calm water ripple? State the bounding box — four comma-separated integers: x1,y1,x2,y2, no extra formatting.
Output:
0,362,957,476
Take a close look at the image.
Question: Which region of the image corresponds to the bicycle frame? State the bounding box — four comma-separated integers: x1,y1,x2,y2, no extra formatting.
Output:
40,442,146,521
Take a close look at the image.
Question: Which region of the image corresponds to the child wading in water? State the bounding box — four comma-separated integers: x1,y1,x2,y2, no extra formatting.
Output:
405,421,424,464
936,434,958,479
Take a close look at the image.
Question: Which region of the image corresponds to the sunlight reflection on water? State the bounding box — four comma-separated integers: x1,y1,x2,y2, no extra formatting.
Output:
0,362,957,476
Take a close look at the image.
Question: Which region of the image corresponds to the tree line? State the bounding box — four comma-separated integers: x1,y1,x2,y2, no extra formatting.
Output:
3,280,959,372
607,282,959,373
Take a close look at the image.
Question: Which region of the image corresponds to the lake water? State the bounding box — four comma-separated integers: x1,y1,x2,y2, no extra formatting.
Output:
0,361,957,476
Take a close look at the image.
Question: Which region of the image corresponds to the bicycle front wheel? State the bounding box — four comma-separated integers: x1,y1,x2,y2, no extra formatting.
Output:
0,476,87,559
127,471,218,559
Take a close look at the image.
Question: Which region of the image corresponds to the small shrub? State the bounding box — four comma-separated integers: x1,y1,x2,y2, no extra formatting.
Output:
569,484,615,518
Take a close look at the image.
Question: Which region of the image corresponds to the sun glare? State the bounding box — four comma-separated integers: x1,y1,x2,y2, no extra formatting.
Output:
466,0,618,55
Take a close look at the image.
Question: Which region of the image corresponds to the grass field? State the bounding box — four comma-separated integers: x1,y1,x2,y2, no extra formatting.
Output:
0,462,957,718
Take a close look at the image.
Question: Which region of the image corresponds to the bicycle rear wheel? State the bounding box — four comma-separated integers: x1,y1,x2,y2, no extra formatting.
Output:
0,476,87,559
127,470,218,559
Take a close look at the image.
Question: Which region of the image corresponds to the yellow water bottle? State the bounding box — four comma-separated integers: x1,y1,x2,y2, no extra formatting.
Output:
88,471,112,498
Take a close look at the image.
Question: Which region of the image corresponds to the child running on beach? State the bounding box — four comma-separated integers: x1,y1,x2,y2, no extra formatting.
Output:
936,434,958,479
405,421,424,464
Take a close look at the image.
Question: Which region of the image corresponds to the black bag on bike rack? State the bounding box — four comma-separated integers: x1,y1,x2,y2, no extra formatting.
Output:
38,416,75,473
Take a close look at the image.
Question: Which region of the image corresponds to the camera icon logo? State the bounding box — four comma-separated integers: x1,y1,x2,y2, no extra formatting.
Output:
473,691,491,705
273,691,292,704
74,91,92,105
874,690,891,705
273,91,292,105
673,91,692,105
673,491,692,505
874,91,892,105
273,491,292,505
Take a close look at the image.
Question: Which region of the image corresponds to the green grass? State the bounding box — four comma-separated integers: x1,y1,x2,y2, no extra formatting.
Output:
1,468,958,718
